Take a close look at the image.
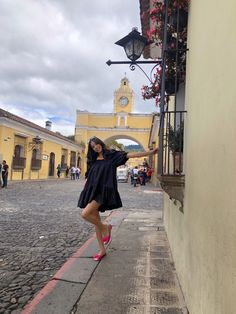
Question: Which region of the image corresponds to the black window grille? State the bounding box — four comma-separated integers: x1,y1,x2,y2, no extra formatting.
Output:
12,157,26,169
12,145,26,169
31,149,42,170
162,110,186,175
158,0,189,176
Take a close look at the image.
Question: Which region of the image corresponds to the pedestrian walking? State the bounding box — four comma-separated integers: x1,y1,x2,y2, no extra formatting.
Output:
2,160,9,188
56,164,61,178
78,136,158,261
70,166,76,180
75,167,81,180
147,167,153,183
65,166,70,178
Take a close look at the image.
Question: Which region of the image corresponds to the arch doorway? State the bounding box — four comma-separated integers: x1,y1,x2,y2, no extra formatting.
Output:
49,152,55,176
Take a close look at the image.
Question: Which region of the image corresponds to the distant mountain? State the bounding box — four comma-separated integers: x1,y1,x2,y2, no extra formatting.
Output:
124,144,142,152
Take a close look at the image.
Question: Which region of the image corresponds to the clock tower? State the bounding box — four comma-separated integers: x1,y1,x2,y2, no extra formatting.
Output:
114,77,134,114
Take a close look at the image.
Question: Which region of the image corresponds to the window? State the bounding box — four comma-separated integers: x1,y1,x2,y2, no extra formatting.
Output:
12,145,26,169
61,149,68,169
70,151,76,167
31,149,42,170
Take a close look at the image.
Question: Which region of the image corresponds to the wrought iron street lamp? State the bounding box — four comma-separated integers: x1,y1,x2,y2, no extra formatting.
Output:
106,27,164,174
106,28,161,78
115,27,148,62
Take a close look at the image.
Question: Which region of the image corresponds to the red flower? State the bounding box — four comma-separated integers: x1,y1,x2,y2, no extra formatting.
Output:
150,8,158,15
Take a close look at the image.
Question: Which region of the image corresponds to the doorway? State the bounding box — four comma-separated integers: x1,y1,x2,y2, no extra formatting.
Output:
49,152,55,176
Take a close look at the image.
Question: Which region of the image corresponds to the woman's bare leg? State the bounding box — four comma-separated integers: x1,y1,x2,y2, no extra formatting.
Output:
93,210,107,255
82,200,107,255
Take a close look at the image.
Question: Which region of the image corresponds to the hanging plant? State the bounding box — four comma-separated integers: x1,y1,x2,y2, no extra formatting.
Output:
141,0,190,106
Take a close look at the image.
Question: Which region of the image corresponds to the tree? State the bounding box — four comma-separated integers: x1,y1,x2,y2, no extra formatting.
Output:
106,139,124,151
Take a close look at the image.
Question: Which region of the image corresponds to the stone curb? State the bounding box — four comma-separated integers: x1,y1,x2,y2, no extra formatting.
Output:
21,211,128,314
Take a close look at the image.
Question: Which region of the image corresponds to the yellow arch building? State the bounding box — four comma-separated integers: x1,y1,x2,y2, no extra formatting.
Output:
75,77,157,173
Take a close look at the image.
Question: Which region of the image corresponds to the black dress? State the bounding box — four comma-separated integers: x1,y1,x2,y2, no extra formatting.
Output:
78,150,129,212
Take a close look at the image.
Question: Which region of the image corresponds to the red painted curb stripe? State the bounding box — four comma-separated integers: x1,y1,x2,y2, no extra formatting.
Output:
21,235,95,314
21,210,121,314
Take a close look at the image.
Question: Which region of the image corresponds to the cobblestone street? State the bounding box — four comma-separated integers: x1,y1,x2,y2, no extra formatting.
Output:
0,179,163,313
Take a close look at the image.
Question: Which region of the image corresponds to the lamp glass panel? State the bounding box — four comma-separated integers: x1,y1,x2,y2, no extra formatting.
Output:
124,40,134,60
133,39,145,57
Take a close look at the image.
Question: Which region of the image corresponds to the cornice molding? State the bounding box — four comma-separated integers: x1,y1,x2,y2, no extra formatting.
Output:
76,111,154,117
0,117,82,151
75,125,150,132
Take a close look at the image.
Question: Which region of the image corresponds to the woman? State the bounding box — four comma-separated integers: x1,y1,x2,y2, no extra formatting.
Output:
78,137,158,261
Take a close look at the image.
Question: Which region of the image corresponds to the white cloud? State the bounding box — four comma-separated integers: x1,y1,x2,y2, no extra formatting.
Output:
0,0,158,138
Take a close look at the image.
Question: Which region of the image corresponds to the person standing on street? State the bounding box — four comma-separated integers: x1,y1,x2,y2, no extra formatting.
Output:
75,167,81,180
56,164,61,178
2,160,9,188
78,136,158,261
70,166,76,180
65,166,70,178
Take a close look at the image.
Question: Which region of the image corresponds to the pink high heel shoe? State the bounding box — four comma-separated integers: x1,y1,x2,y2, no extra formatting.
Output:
93,253,106,261
102,224,112,244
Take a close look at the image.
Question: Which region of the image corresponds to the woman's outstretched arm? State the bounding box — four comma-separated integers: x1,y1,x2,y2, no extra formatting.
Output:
127,148,158,159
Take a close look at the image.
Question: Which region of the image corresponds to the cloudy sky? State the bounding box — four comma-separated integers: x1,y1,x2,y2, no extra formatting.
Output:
0,0,156,140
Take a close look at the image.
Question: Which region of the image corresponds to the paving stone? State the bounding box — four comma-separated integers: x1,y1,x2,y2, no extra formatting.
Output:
53,257,97,283
150,291,179,307
150,271,176,289
150,308,184,314
31,281,86,314
18,295,31,304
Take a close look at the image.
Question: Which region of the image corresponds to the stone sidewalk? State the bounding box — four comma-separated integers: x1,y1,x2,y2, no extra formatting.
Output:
21,208,188,314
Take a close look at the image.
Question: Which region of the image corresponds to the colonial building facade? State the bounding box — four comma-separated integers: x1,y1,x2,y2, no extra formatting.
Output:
0,108,83,180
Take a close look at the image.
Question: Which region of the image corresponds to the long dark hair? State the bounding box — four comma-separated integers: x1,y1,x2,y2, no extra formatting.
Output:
85,137,110,177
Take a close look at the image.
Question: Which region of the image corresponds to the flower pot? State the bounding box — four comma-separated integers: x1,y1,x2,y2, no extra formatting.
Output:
165,79,179,95
173,152,183,174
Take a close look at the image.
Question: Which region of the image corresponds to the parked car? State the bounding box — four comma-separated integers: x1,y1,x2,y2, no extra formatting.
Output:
117,167,129,183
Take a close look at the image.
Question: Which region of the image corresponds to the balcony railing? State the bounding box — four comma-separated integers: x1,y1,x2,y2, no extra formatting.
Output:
31,159,42,170
158,110,186,205
161,110,186,176
12,157,26,169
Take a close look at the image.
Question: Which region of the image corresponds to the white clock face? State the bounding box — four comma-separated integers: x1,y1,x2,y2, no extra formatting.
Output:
119,96,129,107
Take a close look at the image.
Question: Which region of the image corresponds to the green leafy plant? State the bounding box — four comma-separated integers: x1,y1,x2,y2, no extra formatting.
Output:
168,121,184,153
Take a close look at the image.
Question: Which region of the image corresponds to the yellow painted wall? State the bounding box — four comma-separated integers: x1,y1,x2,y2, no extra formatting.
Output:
163,1,236,314
76,113,152,129
87,116,116,128
0,126,15,166
0,123,82,181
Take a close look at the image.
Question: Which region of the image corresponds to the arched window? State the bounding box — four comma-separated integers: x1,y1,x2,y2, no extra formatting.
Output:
32,149,40,160
61,154,66,165
77,155,81,168
31,149,41,170
70,151,76,167
14,145,24,158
